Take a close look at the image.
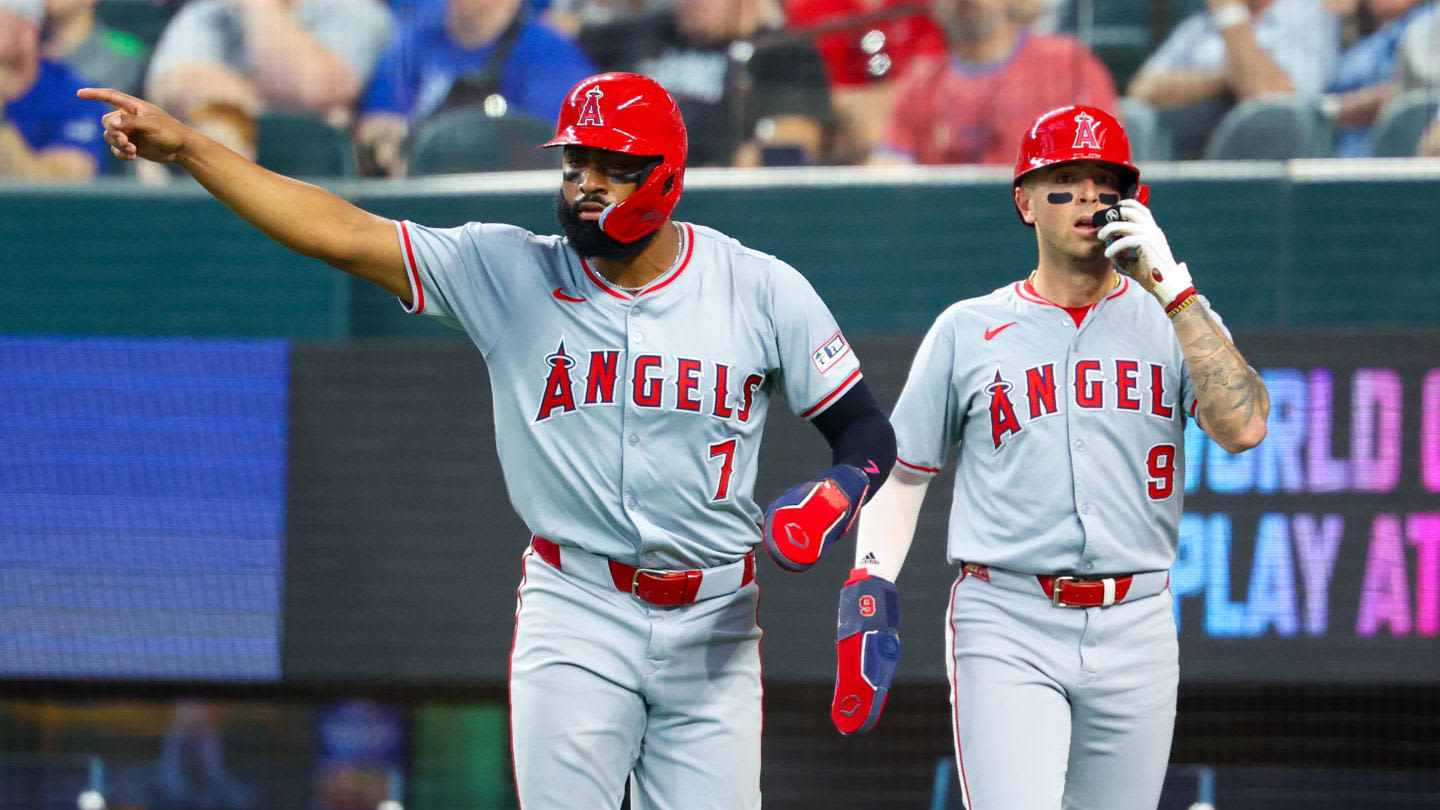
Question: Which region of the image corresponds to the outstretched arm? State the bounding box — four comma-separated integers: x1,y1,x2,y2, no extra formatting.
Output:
78,87,409,301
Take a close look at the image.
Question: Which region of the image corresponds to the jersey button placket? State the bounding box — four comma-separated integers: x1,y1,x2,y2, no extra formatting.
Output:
1064,340,1095,566
621,306,645,529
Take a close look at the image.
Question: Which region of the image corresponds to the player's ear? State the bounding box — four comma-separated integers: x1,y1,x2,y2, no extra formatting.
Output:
1014,185,1037,226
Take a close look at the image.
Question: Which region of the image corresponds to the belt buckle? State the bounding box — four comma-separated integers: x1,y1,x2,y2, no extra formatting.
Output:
1051,575,1079,607
631,567,678,599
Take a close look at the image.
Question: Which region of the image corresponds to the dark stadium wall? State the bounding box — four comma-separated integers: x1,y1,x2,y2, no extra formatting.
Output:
5,177,1438,340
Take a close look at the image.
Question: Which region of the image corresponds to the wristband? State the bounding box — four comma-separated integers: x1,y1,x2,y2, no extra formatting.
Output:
1166,291,1201,318
1211,2,1251,30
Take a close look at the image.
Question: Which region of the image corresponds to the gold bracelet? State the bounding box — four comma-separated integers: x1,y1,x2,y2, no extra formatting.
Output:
1166,294,1200,319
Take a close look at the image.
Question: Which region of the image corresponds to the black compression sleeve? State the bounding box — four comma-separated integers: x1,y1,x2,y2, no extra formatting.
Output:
810,380,896,501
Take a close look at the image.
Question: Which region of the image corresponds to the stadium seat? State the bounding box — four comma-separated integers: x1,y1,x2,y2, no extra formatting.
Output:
1367,89,1440,158
1202,96,1336,160
255,111,358,178
1118,96,1172,162
406,109,557,176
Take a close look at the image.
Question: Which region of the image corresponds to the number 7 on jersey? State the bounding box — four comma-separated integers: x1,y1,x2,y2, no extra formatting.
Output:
709,438,739,501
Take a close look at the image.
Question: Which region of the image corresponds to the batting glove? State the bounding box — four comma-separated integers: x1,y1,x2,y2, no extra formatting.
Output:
832,568,901,735
1097,199,1196,311
762,463,869,573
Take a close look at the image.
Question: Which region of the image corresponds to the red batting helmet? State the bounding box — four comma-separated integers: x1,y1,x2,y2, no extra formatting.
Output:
541,73,687,243
1012,105,1144,224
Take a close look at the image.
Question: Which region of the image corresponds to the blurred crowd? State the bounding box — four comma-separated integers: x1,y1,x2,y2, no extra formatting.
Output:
0,0,1437,181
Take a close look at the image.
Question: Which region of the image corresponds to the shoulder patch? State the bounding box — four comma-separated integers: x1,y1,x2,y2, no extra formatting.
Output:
812,331,851,374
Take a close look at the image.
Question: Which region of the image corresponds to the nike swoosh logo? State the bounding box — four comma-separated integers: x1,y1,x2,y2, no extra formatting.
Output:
552,287,586,303
864,460,880,474
984,322,1018,340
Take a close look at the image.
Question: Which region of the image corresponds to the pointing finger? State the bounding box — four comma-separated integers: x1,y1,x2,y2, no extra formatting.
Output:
77,87,144,115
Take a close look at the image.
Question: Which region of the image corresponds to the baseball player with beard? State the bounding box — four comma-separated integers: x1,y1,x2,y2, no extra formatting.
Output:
80,72,896,809
828,105,1270,809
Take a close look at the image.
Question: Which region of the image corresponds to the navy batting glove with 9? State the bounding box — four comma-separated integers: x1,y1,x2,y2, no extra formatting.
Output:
762,463,870,572
832,568,901,735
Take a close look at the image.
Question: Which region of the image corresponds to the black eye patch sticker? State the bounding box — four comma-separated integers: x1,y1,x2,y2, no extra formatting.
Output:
1047,192,1073,204
1099,193,1120,205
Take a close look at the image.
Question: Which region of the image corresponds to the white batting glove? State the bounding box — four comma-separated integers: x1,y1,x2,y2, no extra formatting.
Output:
1097,199,1196,311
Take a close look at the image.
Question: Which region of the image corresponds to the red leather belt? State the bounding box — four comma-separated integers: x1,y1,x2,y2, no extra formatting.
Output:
963,562,1165,608
531,536,755,606
1037,574,1133,607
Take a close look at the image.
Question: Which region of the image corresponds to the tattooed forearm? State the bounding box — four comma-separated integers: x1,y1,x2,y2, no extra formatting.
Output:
1170,303,1269,452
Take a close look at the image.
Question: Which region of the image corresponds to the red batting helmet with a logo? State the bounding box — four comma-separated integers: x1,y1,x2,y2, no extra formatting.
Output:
1012,105,1144,224
541,73,688,243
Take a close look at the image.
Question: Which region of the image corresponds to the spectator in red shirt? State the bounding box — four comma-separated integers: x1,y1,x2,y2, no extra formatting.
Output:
786,0,946,161
873,0,1117,165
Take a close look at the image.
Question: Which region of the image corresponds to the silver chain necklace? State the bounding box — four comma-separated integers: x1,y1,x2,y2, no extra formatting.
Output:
613,223,683,293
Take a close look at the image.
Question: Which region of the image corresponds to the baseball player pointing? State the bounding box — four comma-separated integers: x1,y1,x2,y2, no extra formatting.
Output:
80,73,896,809
831,106,1270,809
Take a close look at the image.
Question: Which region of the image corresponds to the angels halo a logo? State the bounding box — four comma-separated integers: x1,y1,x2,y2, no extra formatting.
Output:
576,88,605,127
1072,111,1102,150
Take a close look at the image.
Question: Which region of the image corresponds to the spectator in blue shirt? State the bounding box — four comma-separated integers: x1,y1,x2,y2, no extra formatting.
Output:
1,0,107,179
354,0,595,176
1324,0,1436,156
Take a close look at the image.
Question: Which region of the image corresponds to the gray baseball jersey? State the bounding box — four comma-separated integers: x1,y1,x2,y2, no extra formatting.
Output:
892,276,1229,576
395,219,862,567
394,217,862,809
893,275,1229,810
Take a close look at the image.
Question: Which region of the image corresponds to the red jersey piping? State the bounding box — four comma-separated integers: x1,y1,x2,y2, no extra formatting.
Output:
896,457,940,474
579,223,695,300
798,368,863,419
400,221,424,314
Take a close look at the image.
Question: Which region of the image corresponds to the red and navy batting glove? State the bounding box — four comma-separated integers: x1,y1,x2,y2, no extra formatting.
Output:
832,568,901,735
762,463,870,573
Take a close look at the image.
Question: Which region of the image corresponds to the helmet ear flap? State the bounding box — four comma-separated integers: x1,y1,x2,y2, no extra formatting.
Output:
599,159,684,243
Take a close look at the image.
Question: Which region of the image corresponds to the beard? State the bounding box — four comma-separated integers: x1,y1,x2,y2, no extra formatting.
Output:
554,192,660,261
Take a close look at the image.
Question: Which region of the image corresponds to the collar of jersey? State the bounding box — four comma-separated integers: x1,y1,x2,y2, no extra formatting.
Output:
579,223,696,302
1015,275,1130,311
